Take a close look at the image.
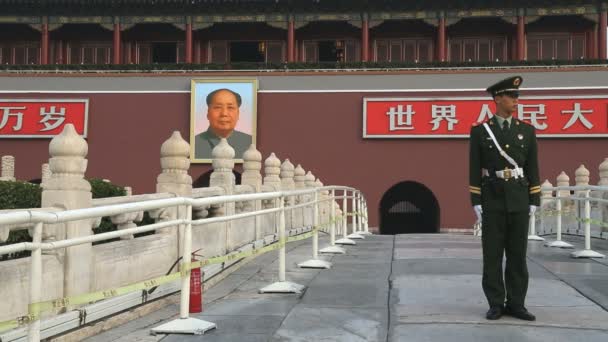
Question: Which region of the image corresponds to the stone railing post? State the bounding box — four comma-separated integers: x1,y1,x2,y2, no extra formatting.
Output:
263,153,281,189
540,179,553,234
40,163,51,187
575,165,590,233
242,144,263,239
556,171,570,202
263,153,281,236
599,158,608,187
304,171,316,228
336,208,343,235
210,139,236,252
599,158,608,229
41,124,93,298
575,164,590,197
556,171,572,232
157,131,192,196
154,131,192,238
293,165,306,228
0,155,16,181
315,178,328,232
280,159,295,230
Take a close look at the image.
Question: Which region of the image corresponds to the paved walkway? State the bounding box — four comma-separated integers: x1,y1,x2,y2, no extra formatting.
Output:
85,233,608,342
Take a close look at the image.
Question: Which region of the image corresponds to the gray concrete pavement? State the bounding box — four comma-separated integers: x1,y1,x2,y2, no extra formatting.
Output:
84,233,608,342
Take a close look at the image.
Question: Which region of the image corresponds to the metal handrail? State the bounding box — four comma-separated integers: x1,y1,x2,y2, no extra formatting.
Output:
0,185,368,341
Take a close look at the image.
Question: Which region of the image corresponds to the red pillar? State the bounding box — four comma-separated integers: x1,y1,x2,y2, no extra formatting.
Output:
113,23,121,64
517,15,525,60
185,22,193,63
41,19,49,64
591,25,599,59
194,40,201,63
437,16,446,61
131,43,137,64
287,17,295,62
600,9,607,59
201,41,208,63
56,40,63,64
361,16,369,62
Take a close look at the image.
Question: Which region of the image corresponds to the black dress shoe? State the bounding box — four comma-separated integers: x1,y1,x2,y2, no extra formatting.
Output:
486,306,504,320
505,307,536,321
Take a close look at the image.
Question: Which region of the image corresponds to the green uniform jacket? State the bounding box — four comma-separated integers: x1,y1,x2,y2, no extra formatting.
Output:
469,116,541,212
194,128,252,160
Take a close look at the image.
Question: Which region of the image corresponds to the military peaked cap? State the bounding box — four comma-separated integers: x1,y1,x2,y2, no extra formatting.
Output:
486,76,523,97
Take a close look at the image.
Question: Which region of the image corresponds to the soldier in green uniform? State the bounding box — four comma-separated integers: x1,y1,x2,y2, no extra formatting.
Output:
469,76,541,321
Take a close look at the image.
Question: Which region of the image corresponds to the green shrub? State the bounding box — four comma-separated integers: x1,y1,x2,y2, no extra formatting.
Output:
0,179,128,258
0,181,42,259
0,180,42,209
89,179,127,236
90,179,126,199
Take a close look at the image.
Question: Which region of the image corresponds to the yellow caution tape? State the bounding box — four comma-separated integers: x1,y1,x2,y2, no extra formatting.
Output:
0,217,349,333
28,271,184,317
0,317,26,334
536,209,608,229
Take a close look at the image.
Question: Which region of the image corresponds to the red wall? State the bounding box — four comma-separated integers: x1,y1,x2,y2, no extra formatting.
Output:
2,89,607,229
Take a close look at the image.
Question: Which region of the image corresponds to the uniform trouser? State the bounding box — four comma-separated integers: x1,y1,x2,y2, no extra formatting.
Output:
481,210,529,309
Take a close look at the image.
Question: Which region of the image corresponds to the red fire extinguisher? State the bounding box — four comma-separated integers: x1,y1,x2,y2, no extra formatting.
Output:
189,250,204,313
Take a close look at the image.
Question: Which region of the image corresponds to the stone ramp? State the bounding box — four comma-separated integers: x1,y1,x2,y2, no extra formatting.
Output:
389,234,608,341
83,234,608,342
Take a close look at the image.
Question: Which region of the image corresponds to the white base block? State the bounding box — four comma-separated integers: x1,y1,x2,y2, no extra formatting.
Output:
259,281,305,294
347,233,365,239
150,317,217,335
335,238,356,245
545,240,574,248
358,231,372,235
528,235,545,241
571,249,606,259
319,245,346,254
298,259,332,269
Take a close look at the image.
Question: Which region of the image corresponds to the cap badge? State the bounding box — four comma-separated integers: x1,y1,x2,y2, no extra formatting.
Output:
513,78,521,86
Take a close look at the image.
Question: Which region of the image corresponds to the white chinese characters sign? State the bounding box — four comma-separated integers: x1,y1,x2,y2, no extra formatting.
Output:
0,99,89,138
363,95,608,138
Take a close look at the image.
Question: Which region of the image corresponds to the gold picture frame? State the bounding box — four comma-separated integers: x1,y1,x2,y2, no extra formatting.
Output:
190,78,258,163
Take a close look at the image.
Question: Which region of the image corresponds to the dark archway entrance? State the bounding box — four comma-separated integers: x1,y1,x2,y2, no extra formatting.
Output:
379,181,440,234
193,170,241,188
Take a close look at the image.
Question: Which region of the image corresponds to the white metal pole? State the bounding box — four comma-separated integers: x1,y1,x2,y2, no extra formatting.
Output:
319,190,345,255
363,200,368,233
365,201,369,233
279,196,286,282
179,205,193,319
312,191,319,259
571,189,604,258
28,222,43,342
584,190,591,251
356,192,361,232
528,203,544,241
330,189,336,245
342,190,348,239
556,198,562,241
547,194,574,248
530,213,536,235
150,204,216,335
540,197,545,235
351,191,356,235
